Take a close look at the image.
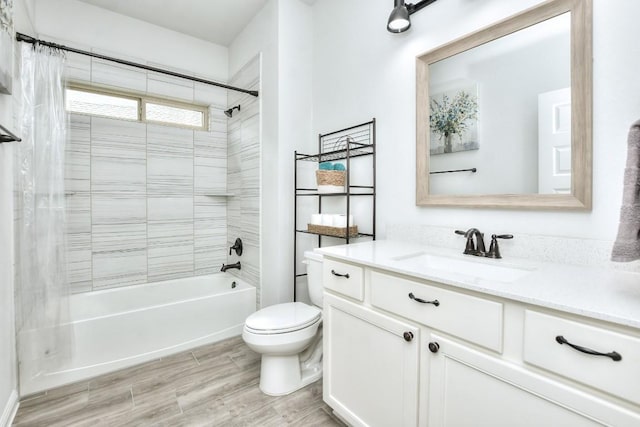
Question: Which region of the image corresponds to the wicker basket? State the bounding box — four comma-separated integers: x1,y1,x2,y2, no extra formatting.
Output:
316,170,346,187
307,223,358,238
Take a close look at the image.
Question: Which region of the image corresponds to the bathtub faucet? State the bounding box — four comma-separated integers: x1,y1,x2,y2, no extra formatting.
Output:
221,261,241,272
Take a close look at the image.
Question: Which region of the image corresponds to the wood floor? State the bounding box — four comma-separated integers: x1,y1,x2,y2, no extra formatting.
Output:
12,336,344,427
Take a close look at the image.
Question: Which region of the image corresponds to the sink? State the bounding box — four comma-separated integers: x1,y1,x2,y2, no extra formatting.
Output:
392,252,533,283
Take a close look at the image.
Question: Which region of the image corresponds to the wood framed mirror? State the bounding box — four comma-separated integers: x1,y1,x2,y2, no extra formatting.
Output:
416,0,592,209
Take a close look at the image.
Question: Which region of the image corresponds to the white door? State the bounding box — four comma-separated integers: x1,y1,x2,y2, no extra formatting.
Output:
538,87,571,194
427,334,639,427
323,293,420,427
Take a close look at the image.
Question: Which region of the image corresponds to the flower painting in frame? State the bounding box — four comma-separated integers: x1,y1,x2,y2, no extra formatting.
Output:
0,0,13,94
429,82,479,155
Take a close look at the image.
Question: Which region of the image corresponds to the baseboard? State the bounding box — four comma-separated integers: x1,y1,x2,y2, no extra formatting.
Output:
0,390,19,427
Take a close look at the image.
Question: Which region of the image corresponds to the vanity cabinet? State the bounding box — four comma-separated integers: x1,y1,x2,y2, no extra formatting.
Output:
427,334,632,426
323,293,420,427
322,258,640,427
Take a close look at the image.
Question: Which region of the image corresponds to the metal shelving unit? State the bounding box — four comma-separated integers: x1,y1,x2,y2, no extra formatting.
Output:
293,118,376,301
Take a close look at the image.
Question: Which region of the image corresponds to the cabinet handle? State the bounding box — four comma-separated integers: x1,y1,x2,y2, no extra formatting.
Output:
331,270,350,279
555,336,622,362
408,292,440,307
403,331,414,342
428,342,440,353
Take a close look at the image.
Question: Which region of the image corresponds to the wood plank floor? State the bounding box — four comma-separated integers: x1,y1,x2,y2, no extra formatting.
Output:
13,336,344,427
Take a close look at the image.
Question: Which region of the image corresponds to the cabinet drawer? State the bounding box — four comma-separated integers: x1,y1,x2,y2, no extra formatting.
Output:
370,271,503,352
524,310,640,405
323,258,364,301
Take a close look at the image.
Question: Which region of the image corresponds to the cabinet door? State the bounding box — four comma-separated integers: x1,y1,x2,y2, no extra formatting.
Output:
427,334,640,427
324,293,420,427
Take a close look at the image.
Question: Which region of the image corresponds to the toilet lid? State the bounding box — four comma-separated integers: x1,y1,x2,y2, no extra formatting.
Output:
245,302,321,334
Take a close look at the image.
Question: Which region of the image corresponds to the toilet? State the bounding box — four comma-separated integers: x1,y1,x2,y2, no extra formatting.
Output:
242,250,324,396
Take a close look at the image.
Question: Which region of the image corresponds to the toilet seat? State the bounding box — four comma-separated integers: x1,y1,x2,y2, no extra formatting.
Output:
245,302,321,335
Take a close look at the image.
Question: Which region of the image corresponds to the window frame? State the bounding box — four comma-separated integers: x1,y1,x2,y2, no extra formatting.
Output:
65,83,209,131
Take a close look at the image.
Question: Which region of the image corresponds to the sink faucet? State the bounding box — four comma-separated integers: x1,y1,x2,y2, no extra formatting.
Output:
455,229,514,258
221,261,241,272
455,228,486,256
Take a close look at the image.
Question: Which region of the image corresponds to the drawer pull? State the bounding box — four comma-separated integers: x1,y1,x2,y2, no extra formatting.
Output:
555,336,622,362
428,342,440,353
403,331,414,342
331,270,350,279
408,292,440,307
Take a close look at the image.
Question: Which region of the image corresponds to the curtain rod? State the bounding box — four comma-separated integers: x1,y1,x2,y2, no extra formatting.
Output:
15,32,259,98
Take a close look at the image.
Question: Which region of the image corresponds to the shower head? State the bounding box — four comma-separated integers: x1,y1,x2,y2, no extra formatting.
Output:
224,105,241,118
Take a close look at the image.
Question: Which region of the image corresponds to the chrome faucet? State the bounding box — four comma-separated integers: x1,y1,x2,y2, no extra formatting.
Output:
455,228,486,256
221,261,241,272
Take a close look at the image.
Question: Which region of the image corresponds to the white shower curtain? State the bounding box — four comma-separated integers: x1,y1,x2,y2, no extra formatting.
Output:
14,42,72,381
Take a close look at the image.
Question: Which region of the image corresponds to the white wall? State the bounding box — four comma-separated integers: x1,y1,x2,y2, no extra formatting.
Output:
1,0,35,420
34,0,228,80
229,0,313,307
311,0,640,243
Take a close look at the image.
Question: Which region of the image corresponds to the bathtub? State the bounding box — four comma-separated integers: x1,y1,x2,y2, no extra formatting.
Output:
19,273,256,396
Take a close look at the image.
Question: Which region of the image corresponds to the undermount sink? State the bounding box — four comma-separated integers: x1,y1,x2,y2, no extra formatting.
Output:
391,252,533,283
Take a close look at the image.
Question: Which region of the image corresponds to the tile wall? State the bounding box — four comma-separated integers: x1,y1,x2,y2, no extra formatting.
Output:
62,50,230,293
226,55,261,306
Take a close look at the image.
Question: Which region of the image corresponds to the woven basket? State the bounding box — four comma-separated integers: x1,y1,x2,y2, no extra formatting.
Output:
307,223,358,238
316,170,346,186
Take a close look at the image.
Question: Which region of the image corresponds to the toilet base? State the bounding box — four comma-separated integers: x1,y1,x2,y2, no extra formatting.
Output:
259,353,322,396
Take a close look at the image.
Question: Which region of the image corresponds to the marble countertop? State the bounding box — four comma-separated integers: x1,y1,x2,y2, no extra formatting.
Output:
316,240,640,330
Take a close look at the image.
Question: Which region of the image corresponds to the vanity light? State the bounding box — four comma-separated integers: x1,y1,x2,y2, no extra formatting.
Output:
387,0,438,33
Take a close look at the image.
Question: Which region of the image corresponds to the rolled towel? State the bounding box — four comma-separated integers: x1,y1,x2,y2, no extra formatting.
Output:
321,214,334,226
319,162,334,170
611,119,640,262
333,163,346,171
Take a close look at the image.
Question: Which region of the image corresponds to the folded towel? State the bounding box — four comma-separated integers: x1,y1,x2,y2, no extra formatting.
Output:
319,162,333,170
611,119,640,262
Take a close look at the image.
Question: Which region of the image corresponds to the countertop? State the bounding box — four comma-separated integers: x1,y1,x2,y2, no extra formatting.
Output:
316,240,640,330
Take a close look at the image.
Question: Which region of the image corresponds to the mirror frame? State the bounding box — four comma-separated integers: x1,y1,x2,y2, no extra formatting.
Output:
416,0,592,210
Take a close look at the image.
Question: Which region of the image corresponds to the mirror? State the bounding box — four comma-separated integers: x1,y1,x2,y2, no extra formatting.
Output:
416,0,592,209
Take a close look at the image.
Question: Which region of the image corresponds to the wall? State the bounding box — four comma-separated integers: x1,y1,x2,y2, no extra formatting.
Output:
229,0,313,307
34,0,227,81
226,54,261,304
311,0,640,249
1,0,35,422
61,53,228,293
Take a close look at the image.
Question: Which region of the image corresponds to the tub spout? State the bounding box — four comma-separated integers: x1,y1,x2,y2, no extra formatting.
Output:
221,261,241,272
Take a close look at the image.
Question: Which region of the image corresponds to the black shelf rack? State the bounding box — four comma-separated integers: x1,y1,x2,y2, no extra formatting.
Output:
293,118,376,301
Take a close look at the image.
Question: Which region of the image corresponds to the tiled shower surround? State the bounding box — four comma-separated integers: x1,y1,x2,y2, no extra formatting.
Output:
59,47,261,295
226,56,261,306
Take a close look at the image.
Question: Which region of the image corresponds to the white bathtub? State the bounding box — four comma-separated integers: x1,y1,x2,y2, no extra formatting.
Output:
19,273,256,396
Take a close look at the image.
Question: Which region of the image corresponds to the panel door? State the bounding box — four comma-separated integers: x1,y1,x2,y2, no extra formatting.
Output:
538,87,571,194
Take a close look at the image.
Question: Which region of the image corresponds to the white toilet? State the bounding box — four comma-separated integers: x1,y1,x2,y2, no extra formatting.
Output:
242,250,324,396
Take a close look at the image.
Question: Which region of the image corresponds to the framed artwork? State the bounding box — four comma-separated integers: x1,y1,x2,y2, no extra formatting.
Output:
429,82,479,155
0,0,14,94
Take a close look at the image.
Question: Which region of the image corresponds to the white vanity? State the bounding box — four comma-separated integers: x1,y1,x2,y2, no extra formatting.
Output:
317,240,640,427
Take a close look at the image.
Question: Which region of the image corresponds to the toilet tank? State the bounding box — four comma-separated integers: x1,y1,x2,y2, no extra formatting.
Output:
304,250,324,308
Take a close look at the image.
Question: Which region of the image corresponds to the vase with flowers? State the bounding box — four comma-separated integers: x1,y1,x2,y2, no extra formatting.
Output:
429,91,478,154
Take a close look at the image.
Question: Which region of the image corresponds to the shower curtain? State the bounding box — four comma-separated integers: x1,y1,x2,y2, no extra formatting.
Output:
14,42,72,381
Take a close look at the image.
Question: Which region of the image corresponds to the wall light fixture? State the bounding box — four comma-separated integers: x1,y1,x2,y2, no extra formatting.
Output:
387,0,438,33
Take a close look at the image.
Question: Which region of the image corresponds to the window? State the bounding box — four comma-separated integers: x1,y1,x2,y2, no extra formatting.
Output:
144,101,204,129
66,88,139,121
65,85,208,130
